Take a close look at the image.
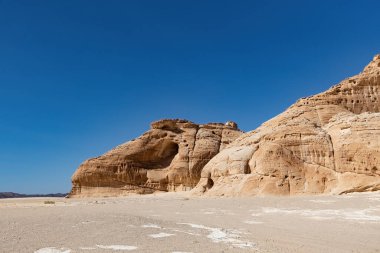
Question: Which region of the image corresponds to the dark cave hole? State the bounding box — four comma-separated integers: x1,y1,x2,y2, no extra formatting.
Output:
206,178,214,189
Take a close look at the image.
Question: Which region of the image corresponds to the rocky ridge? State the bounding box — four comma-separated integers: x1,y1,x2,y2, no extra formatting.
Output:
193,55,380,196
70,55,380,197
70,120,242,197
0,192,67,198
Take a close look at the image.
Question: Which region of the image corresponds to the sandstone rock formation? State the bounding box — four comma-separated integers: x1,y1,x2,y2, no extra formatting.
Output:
193,55,380,196
70,120,242,197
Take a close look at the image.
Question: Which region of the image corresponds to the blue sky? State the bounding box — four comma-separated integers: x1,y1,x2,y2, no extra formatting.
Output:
0,0,379,193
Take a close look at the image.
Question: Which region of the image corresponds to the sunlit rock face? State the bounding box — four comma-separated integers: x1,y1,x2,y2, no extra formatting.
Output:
193,55,380,196
70,119,242,197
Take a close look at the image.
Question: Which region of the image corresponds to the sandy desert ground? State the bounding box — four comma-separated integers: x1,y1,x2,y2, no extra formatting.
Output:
0,192,380,253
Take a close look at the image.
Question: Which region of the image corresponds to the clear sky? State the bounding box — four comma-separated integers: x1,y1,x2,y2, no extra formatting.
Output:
0,0,379,194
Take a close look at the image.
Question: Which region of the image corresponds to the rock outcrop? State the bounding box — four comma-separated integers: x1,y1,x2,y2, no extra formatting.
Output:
70,120,242,197
194,55,380,196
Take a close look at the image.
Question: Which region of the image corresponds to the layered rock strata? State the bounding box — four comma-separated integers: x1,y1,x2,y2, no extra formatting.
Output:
194,55,380,196
70,120,242,197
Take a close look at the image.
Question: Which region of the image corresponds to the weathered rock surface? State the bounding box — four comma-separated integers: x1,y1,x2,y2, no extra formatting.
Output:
70,120,242,197
194,55,380,196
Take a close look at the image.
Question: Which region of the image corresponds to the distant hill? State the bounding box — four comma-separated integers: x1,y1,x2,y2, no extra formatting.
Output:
0,192,67,199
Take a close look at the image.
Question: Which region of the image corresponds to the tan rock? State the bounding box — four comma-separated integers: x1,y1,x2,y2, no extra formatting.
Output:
69,119,242,197
193,55,380,196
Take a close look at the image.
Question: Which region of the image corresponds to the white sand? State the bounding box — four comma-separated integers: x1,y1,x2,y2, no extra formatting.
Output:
148,232,174,238
141,224,161,229
96,245,137,250
1,191,380,253
34,248,71,253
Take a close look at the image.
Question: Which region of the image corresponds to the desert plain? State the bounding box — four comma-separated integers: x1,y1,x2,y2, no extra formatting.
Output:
1,191,379,253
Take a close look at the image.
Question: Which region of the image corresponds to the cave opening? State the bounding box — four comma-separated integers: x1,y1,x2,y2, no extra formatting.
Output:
145,140,179,169
206,178,214,189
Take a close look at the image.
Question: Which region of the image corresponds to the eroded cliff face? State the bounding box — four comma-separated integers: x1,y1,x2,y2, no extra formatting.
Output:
193,55,380,196
70,120,242,197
